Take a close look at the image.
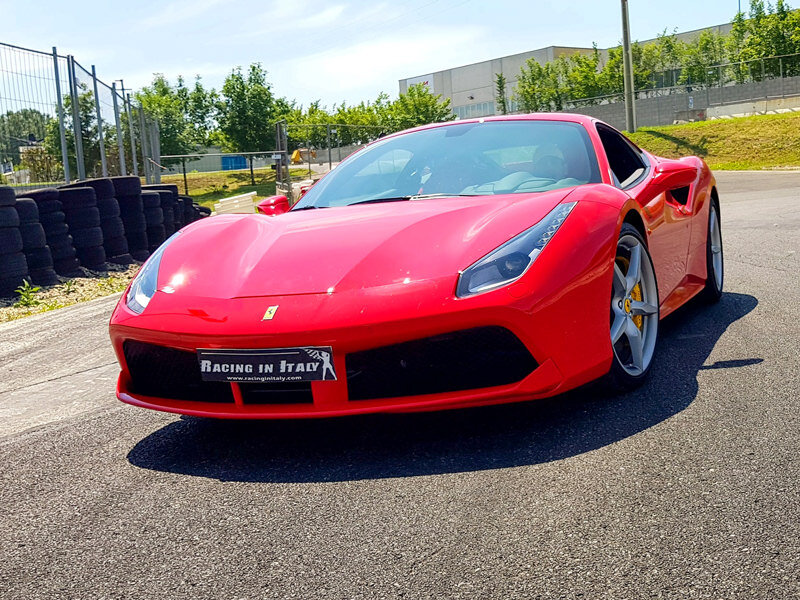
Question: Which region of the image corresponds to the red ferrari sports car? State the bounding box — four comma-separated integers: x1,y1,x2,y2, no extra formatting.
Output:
109,113,723,419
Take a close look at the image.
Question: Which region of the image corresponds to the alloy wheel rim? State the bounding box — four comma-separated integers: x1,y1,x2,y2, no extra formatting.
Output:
610,235,659,376
710,205,723,290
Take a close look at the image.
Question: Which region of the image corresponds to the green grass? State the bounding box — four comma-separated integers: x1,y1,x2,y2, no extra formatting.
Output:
161,167,311,208
627,111,800,170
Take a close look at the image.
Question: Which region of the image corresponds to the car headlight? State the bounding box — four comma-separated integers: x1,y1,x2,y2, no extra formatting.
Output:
456,202,576,298
126,232,180,314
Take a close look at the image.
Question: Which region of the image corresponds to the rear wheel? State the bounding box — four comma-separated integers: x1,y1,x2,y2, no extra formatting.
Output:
701,201,723,303
606,224,660,390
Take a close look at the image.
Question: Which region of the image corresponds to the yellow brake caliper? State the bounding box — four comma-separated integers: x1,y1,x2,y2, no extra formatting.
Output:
616,256,644,331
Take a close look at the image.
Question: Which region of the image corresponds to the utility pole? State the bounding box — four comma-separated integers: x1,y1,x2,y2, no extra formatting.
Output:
621,0,637,132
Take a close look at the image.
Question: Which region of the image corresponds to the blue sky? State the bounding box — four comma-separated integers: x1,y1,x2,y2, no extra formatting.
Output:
0,0,748,107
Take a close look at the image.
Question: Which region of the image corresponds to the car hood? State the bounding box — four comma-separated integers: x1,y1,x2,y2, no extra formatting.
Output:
157,189,577,299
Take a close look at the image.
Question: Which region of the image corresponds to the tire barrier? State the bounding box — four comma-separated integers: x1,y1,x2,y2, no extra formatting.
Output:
141,191,166,253
19,188,80,277
57,187,107,271
111,176,149,262
142,184,181,233
0,186,30,296
14,198,58,287
61,178,133,265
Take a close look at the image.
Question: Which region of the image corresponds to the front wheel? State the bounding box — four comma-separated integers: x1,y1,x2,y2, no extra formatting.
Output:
605,224,660,391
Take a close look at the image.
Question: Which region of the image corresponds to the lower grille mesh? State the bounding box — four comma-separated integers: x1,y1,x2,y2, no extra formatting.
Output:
345,326,537,401
123,340,234,403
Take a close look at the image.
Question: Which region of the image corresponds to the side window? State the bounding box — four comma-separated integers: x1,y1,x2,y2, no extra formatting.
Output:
597,125,646,188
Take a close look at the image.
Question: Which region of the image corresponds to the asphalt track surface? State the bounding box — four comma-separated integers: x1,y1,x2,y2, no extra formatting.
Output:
1,171,798,599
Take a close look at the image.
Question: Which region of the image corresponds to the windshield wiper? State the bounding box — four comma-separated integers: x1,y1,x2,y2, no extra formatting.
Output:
291,205,325,211
349,196,413,205
349,193,479,206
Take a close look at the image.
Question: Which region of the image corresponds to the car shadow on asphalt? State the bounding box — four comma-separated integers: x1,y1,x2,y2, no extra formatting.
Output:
127,292,758,483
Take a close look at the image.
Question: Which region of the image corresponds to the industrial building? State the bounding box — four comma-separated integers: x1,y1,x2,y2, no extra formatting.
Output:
399,22,734,120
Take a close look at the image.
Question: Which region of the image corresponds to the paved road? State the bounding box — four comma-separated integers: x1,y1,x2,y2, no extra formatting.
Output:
1,171,798,599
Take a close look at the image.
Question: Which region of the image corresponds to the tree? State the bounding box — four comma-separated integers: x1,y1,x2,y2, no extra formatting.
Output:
495,73,508,115
0,108,51,167
42,83,102,178
382,83,455,131
136,74,196,160
217,64,286,153
515,58,568,112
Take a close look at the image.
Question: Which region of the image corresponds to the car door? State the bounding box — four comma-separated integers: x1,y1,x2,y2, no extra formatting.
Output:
596,124,692,304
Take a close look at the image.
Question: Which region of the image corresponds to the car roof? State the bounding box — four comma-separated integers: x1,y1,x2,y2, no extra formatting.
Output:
378,112,603,143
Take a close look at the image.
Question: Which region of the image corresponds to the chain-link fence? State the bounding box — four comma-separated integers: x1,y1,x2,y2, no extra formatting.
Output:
0,42,159,191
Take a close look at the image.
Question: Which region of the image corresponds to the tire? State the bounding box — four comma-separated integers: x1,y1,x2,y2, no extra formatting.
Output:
108,253,135,265
97,197,121,218
36,198,62,214
29,267,60,286
101,217,125,240
25,246,54,270
0,228,23,254
23,188,58,204
131,249,150,261
50,243,77,261
110,176,141,196
700,200,724,303
15,198,39,223
141,192,161,209
197,205,212,217
604,223,660,392
143,184,179,198
0,252,28,279
39,210,66,226
20,223,47,249
126,230,148,251
76,245,107,269
122,214,147,233
0,186,16,207
43,222,70,238
66,206,101,229
144,206,164,225
53,256,82,277
147,226,166,250
62,178,114,200
104,235,129,256
0,206,20,228
71,227,103,248
117,194,144,213
58,187,97,210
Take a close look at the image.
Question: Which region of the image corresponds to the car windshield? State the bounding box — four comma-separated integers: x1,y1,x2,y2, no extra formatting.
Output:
293,120,602,209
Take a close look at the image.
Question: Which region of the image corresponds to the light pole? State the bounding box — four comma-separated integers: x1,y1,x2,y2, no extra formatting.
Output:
621,0,637,132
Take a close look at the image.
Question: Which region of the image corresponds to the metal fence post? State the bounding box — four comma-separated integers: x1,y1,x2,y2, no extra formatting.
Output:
124,94,139,177
91,65,108,177
150,120,161,183
111,82,126,175
326,124,332,169
67,56,86,180
138,108,150,183
52,47,70,183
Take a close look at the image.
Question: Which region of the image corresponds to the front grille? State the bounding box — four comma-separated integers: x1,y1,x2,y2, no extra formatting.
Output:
239,382,313,404
345,326,537,401
123,340,234,403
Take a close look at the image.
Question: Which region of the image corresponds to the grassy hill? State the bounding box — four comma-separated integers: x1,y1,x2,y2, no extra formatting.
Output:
627,111,800,170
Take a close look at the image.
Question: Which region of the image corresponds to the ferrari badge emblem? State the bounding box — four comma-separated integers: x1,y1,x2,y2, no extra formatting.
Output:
262,305,279,320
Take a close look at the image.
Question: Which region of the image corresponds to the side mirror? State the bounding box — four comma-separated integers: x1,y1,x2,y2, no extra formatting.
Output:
651,161,697,192
256,195,290,216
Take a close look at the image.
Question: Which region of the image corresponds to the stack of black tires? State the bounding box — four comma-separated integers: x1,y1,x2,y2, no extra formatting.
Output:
14,197,59,286
142,184,179,236
61,178,133,265
111,176,149,261
141,191,166,253
57,187,106,271
0,186,30,296
22,188,80,277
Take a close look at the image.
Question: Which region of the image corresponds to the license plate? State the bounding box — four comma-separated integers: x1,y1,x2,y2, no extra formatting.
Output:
197,347,336,382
